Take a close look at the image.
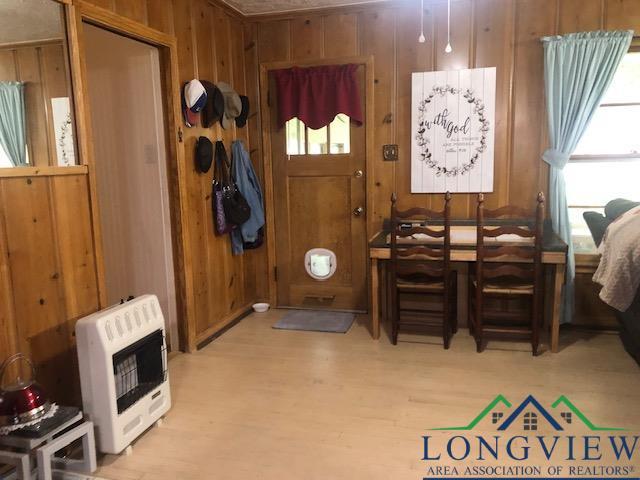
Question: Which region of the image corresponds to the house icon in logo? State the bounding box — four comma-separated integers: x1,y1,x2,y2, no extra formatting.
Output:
432,394,624,432
497,395,563,431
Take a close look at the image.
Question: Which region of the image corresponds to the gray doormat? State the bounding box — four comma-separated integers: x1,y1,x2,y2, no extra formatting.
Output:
273,310,355,333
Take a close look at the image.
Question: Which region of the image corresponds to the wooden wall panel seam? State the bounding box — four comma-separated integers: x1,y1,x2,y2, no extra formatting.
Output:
0,181,20,358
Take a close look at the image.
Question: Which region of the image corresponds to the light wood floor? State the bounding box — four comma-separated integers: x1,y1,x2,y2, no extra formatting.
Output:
96,309,640,480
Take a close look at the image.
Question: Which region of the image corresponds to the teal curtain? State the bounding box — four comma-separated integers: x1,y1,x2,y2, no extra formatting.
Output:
0,82,27,166
541,30,633,323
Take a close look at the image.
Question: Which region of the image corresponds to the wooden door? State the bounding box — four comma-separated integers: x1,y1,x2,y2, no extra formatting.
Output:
270,66,367,311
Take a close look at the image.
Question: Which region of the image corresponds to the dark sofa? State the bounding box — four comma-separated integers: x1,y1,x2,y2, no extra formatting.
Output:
584,199,640,364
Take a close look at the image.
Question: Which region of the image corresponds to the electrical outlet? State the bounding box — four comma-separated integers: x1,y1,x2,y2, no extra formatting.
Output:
383,144,398,161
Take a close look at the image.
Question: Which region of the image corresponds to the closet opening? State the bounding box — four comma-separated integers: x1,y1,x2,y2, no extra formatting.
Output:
83,23,181,351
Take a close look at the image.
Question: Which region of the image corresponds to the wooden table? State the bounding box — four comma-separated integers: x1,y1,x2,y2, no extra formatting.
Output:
368,224,568,352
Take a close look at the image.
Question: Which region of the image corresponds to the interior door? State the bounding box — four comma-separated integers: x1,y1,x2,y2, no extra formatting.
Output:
270,65,367,311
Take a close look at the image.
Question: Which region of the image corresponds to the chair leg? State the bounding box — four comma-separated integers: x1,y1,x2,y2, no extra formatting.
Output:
392,288,399,345
443,287,451,350
451,274,458,334
467,276,474,336
532,293,540,356
443,313,451,350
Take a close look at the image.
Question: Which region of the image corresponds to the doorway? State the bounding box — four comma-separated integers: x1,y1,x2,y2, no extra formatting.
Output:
83,24,179,350
267,62,369,312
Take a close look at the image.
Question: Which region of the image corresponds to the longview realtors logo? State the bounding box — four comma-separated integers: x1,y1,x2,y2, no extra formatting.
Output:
421,395,638,479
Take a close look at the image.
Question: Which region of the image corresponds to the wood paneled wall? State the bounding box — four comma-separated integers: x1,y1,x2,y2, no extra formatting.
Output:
0,0,266,404
72,0,268,346
251,0,640,232
0,41,71,167
0,172,99,404
250,0,639,327
170,0,268,345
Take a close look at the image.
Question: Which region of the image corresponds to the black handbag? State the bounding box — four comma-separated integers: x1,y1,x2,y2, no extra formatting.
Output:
216,141,251,226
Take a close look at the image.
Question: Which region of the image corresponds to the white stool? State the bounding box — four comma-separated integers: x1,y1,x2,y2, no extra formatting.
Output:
0,450,30,479
0,408,96,480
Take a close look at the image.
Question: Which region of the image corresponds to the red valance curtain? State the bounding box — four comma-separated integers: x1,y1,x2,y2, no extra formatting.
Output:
272,64,363,130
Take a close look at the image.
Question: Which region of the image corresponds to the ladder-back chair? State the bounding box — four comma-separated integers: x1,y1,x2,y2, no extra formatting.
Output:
470,192,545,355
389,193,457,348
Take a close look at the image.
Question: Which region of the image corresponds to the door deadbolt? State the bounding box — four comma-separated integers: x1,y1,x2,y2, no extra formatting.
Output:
353,206,364,217
354,170,364,178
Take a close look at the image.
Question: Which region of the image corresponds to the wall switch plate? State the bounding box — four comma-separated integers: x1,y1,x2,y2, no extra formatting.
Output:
383,144,398,161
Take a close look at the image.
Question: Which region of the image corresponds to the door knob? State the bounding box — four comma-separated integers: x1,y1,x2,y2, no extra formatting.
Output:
353,206,364,217
354,170,364,178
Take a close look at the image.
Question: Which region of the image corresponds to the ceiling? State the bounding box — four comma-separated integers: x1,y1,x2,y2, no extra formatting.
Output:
0,0,63,45
222,0,392,15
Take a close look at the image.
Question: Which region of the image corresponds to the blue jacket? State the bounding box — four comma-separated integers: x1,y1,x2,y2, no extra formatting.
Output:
230,140,265,255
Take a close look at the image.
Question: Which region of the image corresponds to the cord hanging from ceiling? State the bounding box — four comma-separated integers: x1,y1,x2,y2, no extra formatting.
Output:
445,0,452,53
418,0,426,43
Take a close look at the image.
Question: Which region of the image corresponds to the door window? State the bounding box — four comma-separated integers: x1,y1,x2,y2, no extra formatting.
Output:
285,114,351,155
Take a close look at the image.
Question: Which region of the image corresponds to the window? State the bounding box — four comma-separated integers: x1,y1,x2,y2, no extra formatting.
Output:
0,144,29,168
492,412,504,424
566,51,640,253
0,146,12,168
285,114,351,155
561,412,572,424
523,412,538,431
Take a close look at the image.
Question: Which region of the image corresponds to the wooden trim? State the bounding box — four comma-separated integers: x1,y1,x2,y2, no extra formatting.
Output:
70,0,196,352
0,39,64,49
369,246,567,264
259,64,277,305
161,38,197,353
66,3,108,310
259,54,375,307
243,0,394,21
0,166,87,178
207,0,246,20
194,303,255,348
74,0,176,48
575,252,600,273
570,153,640,162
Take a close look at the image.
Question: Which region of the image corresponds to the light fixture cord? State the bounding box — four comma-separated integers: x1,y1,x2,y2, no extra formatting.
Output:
447,0,451,46
419,0,426,43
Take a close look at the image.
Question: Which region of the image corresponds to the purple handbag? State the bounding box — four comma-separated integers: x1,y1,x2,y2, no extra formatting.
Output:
212,142,234,235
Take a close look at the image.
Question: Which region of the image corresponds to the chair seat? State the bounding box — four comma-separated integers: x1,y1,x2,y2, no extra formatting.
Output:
397,278,444,292
471,278,534,295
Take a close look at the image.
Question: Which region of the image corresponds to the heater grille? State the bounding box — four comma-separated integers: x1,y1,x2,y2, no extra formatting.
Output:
112,329,167,414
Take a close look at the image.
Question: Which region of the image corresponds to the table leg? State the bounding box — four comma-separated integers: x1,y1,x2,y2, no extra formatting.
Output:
370,258,380,339
550,263,565,353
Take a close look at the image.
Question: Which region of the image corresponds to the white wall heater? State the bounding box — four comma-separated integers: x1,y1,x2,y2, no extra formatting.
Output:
76,294,171,454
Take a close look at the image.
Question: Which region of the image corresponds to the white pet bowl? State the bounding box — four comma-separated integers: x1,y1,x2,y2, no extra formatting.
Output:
252,302,270,313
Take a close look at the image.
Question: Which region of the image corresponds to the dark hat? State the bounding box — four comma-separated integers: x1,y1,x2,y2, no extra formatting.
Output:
201,81,224,128
235,95,250,128
195,136,213,173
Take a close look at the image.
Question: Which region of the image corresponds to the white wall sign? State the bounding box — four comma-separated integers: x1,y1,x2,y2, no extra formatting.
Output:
51,97,76,167
411,67,496,193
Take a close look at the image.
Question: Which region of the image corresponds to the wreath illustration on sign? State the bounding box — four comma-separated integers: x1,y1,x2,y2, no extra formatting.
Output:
415,85,490,177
